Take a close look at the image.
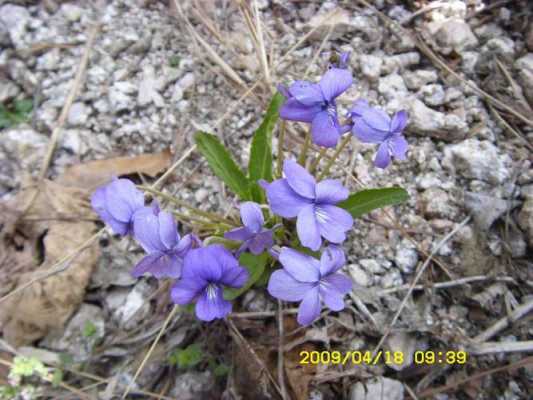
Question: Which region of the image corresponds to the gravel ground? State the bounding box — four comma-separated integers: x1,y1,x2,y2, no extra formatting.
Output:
1,0,532,399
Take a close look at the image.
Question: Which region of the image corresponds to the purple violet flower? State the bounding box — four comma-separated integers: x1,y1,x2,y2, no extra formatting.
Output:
268,246,352,326
261,159,353,251
91,178,144,236
224,201,274,255
349,99,409,169
132,203,200,279
171,244,249,321
278,67,353,148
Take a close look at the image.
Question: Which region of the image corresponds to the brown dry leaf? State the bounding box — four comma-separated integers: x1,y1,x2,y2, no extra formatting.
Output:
0,179,99,347
285,342,317,400
58,148,172,190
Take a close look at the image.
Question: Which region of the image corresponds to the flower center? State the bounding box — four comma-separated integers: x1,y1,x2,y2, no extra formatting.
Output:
206,283,218,300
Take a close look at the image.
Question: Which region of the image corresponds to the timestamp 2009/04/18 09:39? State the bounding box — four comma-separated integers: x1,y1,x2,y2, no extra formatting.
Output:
299,350,468,365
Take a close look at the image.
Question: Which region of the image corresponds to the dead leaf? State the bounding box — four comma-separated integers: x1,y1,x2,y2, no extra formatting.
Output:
285,343,317,400
0,179,99,347
58,149,172,190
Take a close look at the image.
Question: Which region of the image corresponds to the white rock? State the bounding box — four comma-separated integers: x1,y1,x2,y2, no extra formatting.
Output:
194,188,209,203
381,52,420,74
350,377,404,400
109,82,136,113
515,53,533,105
407,98,468,141
518,199,533,247
442,139,512,184
483,37,515,58
419,84,445,106
3,127,48,172
138,65,165,108
61,4,83,22
178,72,196,92
464,192,520,231
381,269,403,288
106,281,151,330
377,73,408,101
403,70,438,90
394,246,418,274
0,5,31,49
347,264,372,287
359,259,385,274
433,19,478,55
67,102,91,126
385,332,417,371
0,80,20,102
170,372,214,399
420,187,458,219
359,54,382,81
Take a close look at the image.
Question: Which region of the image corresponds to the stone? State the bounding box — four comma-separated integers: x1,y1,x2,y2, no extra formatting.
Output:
0,5,31,49
464,192,520,231
0,80,20,102
518,199,533,247
420,188,458,219
377,73,408,101
402,70,438,90
109,81,136,113
381,52,420,74
61,4,83,22
359,54,382,81
307,7,353,41
67,102,91,126
347,264,372,287
385,332,417,371
41,304,105,362
105,281,152,330
419,84,445,106
178,72,196,92
433,19,478,55
359,259,385,274
407,98,468,141
2,127,48,173
138,65,165,108
380,269,403,288
350,377,404,400
442,139,512,184
169,371,215,399
394,245,418,274
515,53,533,105
483,37,515,59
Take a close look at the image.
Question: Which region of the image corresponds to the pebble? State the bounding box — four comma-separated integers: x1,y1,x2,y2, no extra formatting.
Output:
515,53,533,105
419,84,446,106
359,54,382,81
464,192,520,231
433,19,478,55
403,69,438,90
67,102,91,126
347,264,372,287
169,371,214,399
518,199,533,248
61,4,83,22
359,258,385,274
0,4,31,49
394,245,418,274
377,73,408,101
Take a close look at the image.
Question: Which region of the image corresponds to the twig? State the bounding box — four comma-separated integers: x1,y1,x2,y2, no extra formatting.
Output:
120,305,179,399
417,356,533,398
372,216,471,355
472,299,533,342
404,383,420,400
276,120,286,178
229,308,299,318
317,134,352,180
468,340,533,355
489,105,533,152
277,300,288,400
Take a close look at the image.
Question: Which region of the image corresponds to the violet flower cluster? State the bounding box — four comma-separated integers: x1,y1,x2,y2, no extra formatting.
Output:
91,52,410,327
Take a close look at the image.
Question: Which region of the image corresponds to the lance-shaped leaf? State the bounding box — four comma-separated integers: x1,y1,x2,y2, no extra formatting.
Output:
195,132,251,200
338,187,408,218
224,252,268,301
249,93,284,202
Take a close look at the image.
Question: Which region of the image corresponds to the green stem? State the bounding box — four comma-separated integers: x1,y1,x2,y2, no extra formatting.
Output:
276,120,286,178
139,186,237,226
309,148,327,174
317,134,352,180
298,128,311,166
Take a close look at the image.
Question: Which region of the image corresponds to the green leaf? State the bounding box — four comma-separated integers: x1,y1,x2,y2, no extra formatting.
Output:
195,132,251,200
224,252,269,301
168,343,203,369
52,370,63,387
248,92,284,202
82,321,97,338
338,187,409,218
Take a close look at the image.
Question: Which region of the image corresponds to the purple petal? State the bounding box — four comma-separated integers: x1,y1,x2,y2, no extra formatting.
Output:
174,233,198,257
363,106,392,132
220,265,249,288
315,205,353,244
319,282,345,311
319,68,353,102
247,230,274,255
133,207,165,253
182,246,223,282
280,98,322,123
105,179,144,222
92,187,129,235
277,84,290,98
283,159,316,199
288,81,324,106
279,246,320,282
158,211,179,250
352,117,389,143
390,110,408,133
195,285,232,321
322,272,352,294
297,286,321,325
315,179,349,204
374,141,391,169
389,135,408,160
170,278,205,305
268,270,315,301
265,179,312,218
311,110,341,148
132,252,182,279
319,245,346,276
240,201,264,233
296,205,322,251
349,99,371,118
224,227,254,242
